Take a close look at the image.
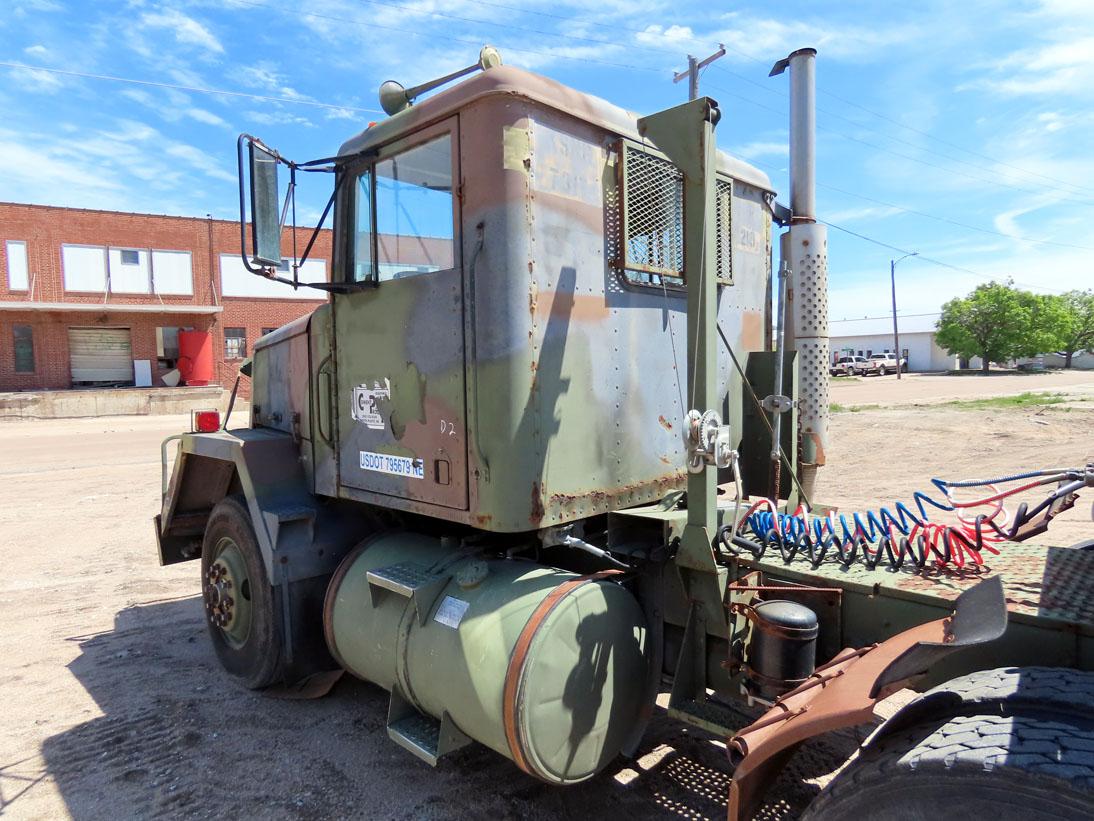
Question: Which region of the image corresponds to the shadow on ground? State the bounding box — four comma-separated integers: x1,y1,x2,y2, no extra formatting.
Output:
27,597,848,820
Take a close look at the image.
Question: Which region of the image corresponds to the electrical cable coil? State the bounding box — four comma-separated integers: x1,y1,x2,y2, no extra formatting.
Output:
719,467,1089,571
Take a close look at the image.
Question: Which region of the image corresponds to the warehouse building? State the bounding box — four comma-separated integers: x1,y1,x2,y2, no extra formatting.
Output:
829,313,957,372
0,202,335,396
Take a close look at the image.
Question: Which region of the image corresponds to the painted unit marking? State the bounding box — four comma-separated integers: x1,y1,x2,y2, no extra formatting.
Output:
359,451,424,479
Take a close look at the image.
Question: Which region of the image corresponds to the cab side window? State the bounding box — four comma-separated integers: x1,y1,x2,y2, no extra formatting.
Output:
353,133,455,284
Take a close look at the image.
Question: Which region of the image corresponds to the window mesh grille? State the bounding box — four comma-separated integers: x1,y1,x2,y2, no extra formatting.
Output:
622,145,683,278
715,178,732,284
618,143,733,287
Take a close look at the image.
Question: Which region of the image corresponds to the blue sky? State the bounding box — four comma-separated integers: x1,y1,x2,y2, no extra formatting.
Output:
2,0,1091,318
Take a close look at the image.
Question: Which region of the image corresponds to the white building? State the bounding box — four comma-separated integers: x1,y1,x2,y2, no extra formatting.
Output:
829,313,957,372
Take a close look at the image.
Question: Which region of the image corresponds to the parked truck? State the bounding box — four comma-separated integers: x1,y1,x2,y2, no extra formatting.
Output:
865,351,906,375
155,47,1093,819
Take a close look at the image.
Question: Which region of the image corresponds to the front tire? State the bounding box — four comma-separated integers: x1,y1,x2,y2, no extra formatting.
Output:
201,497,284,689
878,365,887,376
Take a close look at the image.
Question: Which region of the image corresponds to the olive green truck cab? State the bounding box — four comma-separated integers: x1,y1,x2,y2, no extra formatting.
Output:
155,48,1094,819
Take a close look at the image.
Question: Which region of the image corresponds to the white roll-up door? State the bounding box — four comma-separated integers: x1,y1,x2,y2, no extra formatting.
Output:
68,328,134,384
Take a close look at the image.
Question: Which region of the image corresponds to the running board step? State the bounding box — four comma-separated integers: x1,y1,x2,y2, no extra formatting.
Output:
366,561,450,625
387,691,471,766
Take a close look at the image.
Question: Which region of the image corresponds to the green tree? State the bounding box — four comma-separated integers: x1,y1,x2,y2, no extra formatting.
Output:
935,281,1032,373
1056,290,1094,368
1017,291,1071,359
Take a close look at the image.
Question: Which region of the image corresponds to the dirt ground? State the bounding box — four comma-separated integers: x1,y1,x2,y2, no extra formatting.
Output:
0,371,1091,820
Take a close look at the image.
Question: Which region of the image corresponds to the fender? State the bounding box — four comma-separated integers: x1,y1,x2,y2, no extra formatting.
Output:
156,428,368,586
726,576,1007,821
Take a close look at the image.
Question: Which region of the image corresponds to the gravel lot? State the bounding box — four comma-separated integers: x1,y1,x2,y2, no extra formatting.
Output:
1,371,1090,820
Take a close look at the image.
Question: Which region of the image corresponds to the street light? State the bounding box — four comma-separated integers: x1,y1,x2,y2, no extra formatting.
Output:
891,252,918,380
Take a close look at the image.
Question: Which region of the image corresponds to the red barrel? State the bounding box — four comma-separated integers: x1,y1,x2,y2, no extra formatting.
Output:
178,330,214,386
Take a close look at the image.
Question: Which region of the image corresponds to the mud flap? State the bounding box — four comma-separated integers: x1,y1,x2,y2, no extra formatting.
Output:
726,576,1007,821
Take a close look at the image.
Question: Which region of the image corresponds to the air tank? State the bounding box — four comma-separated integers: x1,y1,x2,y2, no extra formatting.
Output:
323,532,648,783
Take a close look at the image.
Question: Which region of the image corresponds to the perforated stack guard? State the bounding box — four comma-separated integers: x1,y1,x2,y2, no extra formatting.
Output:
783,223,829,469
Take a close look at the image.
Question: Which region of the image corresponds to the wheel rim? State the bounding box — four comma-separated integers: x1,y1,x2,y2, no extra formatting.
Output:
204,537,253,649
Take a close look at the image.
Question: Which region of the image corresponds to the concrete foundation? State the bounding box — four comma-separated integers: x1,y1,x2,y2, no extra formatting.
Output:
0,386,249,419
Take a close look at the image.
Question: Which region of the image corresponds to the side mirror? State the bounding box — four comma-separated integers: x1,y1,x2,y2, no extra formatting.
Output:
248,141,282,266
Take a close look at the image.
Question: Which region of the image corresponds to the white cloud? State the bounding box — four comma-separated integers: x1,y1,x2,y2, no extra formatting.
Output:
23,44,48,57
186,107,229,127
826,205,902,223
6,66,64,93
141,9,224,55
635,24,697,48
731,140,787,161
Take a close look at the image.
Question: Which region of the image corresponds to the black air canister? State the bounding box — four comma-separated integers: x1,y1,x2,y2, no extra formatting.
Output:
744,599,819,698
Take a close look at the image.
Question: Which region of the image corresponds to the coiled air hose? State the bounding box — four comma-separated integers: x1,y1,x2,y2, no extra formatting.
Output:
719,467,1089,571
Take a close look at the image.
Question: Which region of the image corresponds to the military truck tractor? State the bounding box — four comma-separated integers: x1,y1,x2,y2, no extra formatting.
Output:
156,46,1094,819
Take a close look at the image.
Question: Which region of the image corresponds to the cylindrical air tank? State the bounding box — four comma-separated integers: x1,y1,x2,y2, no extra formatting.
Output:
323,532,648,784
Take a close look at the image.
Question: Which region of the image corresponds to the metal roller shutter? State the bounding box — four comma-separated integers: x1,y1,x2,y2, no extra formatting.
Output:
68,327,134,384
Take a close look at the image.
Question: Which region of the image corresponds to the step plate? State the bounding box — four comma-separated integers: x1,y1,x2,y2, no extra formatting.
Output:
388,712,442,766
367,561,442,597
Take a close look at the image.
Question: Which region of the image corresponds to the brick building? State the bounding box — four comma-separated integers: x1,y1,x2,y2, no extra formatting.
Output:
0,202,332,397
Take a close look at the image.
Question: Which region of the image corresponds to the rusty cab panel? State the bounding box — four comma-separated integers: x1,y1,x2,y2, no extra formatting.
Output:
325,67,774,532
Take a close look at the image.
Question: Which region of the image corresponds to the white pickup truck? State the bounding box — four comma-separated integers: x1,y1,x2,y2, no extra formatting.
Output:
865,352,907,375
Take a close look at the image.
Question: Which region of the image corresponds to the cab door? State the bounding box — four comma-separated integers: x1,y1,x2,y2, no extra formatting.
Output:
334,117,467,510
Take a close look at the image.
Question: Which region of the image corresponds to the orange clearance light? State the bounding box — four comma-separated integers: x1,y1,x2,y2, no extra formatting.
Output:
192,409,221,433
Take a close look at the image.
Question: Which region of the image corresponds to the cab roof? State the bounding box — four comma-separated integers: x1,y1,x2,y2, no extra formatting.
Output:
337,64,775,193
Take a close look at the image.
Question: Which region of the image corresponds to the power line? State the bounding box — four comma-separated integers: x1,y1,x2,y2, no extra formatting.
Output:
236,0,1094,201
822,219,1067,295
734,148,1094,252
816,86,1094,198
709,55,1094,200
0,61,384,114
816,180,1093,251
228,0,666,73
703,79,1094,207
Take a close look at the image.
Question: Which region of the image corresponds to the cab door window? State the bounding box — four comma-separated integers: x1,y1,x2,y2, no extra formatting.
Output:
354,133,454,283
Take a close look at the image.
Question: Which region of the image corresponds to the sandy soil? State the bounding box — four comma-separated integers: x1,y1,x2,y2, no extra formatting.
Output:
0,372,1090,821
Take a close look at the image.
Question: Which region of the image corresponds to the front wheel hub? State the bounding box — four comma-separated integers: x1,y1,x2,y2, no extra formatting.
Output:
204,538,252,648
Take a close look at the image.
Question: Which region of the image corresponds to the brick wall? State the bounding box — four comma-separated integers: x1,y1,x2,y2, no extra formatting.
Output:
0,202,332,396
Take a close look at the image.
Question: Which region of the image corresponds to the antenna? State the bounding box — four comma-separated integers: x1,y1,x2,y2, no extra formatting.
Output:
379,46,503,116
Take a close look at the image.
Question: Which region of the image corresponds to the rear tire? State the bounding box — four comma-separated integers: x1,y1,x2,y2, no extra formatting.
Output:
201,496,284,689
878,365,888,376
804,667,1094,820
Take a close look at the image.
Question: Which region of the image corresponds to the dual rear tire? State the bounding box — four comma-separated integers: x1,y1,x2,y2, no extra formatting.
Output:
804,667,1094,820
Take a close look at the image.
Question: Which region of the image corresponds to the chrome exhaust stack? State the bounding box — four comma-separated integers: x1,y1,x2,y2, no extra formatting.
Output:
771,48,829,498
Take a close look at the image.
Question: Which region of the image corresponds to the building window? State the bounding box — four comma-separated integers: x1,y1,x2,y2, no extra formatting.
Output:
866,349,873,357
120,248,140,265
6,240,29,291
224,327,247,359
13,325,34,373
261,327,277,337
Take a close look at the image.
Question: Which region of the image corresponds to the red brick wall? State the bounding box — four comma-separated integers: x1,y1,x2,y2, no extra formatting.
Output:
0,202,332,396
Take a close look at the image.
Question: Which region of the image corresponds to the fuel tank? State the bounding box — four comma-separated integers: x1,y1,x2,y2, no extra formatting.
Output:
323,532,648,783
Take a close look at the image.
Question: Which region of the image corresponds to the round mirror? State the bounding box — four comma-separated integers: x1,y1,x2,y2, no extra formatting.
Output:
379,80,410,116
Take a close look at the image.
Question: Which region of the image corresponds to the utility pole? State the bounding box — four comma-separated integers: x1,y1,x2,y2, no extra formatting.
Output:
890,252,917,380
674,45,726,100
